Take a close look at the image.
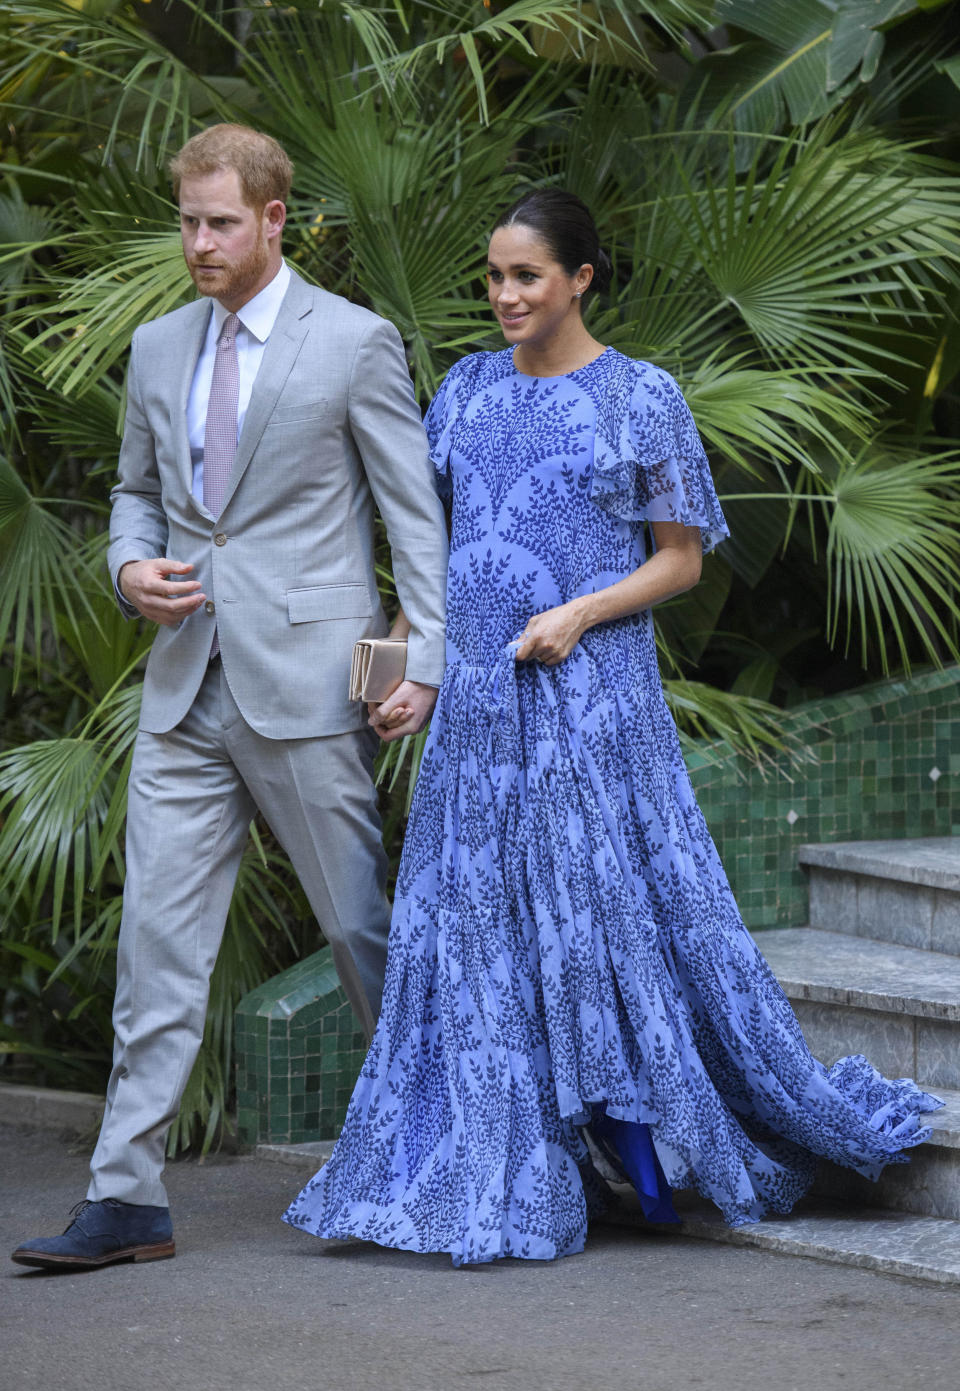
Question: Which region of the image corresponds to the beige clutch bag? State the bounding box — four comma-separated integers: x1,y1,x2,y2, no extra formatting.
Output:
349,638,408,702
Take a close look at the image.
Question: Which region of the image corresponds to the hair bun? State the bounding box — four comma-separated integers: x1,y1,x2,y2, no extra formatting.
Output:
593,247,613,296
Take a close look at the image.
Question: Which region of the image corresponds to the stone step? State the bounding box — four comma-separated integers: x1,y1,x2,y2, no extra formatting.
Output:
669,1199,960,1286
799,837,960,954
758,926,960,1091
260,1144,960,1286
812,1086,960,1219
916,1085,960,1150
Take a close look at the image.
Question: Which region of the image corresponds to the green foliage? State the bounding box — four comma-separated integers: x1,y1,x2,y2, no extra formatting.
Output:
702,0,955,129
1,0,959,1149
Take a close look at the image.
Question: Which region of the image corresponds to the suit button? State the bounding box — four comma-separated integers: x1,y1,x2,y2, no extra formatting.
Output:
204,600,215,615
214,532,227,546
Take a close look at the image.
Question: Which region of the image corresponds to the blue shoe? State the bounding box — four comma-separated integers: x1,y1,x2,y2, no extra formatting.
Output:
11,1199,175,1270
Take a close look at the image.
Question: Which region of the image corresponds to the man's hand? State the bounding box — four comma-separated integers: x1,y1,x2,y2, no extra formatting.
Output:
368,680,438,743
118,558,205,627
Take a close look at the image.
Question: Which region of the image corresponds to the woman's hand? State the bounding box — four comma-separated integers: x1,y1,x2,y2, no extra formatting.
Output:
514,524,702,666
512,524,702,666
514,599,589,666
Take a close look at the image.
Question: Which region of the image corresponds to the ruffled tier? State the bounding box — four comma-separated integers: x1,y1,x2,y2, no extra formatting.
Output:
283,653,942,1262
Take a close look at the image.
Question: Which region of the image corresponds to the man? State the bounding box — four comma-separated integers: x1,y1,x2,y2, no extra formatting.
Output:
11,125,448,1270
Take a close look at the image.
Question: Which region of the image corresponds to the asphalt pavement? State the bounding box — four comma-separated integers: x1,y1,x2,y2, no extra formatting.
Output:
2,1122,959,1391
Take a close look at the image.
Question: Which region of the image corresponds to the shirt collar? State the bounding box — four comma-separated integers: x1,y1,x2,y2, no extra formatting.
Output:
211,259,291,343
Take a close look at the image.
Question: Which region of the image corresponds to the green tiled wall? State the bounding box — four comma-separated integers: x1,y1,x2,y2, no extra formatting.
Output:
235,664,960,1144
687,664,960,928
234,946,366,1145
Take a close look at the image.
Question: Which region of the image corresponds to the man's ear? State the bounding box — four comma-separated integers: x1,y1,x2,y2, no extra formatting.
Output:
263,199,286,240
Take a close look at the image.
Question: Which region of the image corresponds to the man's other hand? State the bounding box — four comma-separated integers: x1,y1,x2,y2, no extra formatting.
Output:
118,558,205,627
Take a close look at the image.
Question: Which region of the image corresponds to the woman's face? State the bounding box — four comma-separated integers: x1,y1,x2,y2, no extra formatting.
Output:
487,224,591,349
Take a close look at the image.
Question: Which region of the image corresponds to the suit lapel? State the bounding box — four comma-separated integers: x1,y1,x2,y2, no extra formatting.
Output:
175,301,212,499
217,273,314,513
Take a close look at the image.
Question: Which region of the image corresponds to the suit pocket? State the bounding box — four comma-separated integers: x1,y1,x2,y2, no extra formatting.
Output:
270,400,335,424
287,584,372,623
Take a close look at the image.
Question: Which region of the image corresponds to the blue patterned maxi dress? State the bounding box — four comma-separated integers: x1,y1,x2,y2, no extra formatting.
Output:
283,347,941,1265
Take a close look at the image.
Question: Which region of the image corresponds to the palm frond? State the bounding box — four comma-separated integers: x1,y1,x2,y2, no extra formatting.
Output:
340,0,647,121
0,736,116,938
0,680,140,936
0,0,224,164
664,676,811,773
10,348,124,461
666,123,960,375
375,727,430,816
0,457,105,684
20,223,188,396
339,96,522,387
681,354,871,479
819,443,960,670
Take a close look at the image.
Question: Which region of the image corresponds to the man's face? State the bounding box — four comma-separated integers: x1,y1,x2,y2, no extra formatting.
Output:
179,168,283,311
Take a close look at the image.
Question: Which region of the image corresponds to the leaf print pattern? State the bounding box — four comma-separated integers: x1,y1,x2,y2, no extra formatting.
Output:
499,463,631,598
460,379,590,519
283,348,942,1265
446,550,538,668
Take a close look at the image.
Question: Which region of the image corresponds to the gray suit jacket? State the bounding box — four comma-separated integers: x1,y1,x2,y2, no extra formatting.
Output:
108,269,448,738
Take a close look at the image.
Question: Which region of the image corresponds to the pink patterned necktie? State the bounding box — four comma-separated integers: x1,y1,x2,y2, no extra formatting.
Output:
203,312,240,518
203,312,240,656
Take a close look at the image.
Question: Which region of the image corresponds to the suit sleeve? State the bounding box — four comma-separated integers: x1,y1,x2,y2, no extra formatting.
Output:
347,317,448,687
107,329,170,616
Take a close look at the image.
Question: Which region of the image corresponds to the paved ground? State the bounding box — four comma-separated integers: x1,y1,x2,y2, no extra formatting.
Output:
2,1123,959,1391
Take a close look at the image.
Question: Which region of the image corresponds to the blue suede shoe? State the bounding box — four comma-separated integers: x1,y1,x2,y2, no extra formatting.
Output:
11,1199,175,1270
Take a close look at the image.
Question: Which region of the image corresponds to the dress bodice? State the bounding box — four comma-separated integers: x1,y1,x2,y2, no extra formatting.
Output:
424,346,728,695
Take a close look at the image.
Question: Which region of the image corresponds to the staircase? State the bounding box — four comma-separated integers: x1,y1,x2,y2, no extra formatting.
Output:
676,838,960,1283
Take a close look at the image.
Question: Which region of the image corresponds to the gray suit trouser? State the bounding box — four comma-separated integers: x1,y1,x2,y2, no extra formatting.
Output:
87,658,389,1207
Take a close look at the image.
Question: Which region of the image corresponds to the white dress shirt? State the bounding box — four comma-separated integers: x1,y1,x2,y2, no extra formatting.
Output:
187,259,291,501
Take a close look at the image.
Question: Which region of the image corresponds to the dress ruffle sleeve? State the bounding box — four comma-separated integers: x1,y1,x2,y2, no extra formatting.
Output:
590,358,729,554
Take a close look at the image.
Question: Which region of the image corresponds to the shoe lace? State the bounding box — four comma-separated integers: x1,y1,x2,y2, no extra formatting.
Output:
64,1200,92,1233
64,1197,123,1232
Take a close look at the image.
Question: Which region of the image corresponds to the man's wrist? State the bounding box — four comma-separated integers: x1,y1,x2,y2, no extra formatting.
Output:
114,556,150,612
116,560,136,599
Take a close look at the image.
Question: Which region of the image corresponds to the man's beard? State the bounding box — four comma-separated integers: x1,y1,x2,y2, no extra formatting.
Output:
188,231,269,301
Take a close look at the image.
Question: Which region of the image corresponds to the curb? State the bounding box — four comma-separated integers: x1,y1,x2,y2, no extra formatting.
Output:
256,1140,334,1170
0,1082,103,1135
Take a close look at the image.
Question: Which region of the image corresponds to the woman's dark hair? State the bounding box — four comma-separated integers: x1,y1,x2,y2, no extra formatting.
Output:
492,188,612,300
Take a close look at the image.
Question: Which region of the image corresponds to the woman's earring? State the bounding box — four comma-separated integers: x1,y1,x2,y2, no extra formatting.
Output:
575,291,583,298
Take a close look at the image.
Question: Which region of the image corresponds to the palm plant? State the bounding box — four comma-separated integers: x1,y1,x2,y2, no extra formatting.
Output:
1,0,959,1148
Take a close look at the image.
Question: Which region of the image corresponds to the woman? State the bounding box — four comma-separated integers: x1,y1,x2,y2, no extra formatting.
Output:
283,189,941,1265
